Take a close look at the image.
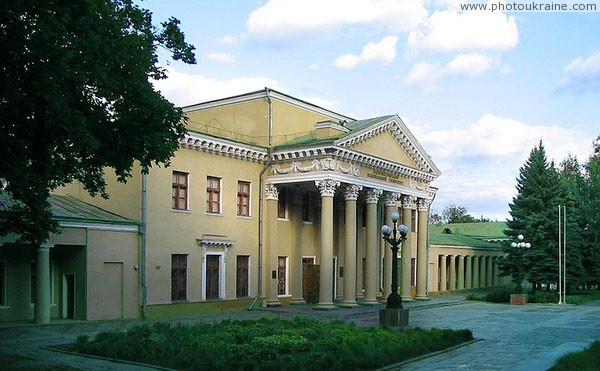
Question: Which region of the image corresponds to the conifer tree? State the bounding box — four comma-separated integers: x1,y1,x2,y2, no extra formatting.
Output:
502,141,562,291
582,136,600,287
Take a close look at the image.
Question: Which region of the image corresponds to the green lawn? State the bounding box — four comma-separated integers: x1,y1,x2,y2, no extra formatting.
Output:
564,290,600,305
71,317,473,370
551,340,600,370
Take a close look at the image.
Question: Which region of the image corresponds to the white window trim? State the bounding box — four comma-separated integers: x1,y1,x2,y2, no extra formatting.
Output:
171,170,190,211
277,256,290,297
206,175,223,215
202,251,226,301
237,180,252,218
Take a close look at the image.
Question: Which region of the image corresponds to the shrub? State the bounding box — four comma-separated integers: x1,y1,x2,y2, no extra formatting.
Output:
528,290,558,304
551,340,600,370
465,293,485,301
485,286,514,303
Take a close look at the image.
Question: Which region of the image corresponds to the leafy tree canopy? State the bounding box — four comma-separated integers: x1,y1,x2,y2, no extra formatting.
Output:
0,0,196,245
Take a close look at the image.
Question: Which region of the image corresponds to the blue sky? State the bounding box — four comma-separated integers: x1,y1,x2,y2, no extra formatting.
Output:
143,0,600,221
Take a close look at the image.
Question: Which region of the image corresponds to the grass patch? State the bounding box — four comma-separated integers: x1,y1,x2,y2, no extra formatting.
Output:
564,290,600,305
550,340,600,370
70,317,473,370
0,351,78,371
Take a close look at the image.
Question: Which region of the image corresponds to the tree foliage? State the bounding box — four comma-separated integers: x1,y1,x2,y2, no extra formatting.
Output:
0,0,196,245
501,139,600,292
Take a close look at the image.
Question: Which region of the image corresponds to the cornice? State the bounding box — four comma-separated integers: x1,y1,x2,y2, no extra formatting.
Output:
179,132,268,163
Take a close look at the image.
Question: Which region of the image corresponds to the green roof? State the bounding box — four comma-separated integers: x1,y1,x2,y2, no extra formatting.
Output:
429,232,501,248
430,222,507,240
49,195,138,226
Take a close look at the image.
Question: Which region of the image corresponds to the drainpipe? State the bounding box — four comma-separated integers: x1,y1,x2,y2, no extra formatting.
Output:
140,173,148,318
249,88,273,310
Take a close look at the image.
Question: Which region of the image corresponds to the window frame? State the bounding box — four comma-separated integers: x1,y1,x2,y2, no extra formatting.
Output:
277,256,289,296
237,180,251,217
206,176,222,214
171,254,188,302
236,255,250,298
171,171,189,211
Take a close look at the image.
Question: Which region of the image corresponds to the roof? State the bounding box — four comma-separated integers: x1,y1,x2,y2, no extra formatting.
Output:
49,195,138,226
429,232,501,248
430,222,507,240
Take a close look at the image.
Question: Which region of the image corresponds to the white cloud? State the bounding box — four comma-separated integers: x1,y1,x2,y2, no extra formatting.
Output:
421,114,595,219
205,53,236,64
246,0,428,40
558,52,600,94
405,53,495,88
217,35,241,45
407,7,518,52
152,67,286,107
333,36,399,69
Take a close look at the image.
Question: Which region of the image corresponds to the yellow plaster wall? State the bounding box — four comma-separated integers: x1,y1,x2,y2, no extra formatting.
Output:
144,147,264,304
351,131,418,168
185,99,270,146
271,100,338,145
53,164,142,221
86,229,139,320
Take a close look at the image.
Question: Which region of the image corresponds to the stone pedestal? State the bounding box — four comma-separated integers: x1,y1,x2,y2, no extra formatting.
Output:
379,308,409,327
510,294,528,305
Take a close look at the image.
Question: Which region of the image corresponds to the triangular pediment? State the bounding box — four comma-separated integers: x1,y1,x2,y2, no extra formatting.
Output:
335,115,441,177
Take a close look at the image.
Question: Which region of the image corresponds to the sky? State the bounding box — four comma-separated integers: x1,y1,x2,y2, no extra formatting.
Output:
143,0,600,221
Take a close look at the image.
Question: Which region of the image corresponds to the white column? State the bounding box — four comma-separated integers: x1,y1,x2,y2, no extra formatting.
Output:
415,198,430,300
315,179,340,310
457,255,465,290
472,256,480,289
439,255,447,292
363,188,382,305
449,255,457,291
340,184,362,307
264,184,281,307
289,188,305,304
465,255,473,289
401,195,415,301
35,243,53,324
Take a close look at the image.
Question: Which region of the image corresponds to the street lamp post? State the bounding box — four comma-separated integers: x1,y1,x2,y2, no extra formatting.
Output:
511,234,531,293
381,211,409,310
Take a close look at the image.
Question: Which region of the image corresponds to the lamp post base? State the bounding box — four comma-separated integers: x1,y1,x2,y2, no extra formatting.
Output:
379,308,409,327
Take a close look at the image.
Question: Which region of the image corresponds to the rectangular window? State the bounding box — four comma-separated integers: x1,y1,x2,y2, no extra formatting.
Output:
206,255,220,299
301,193,311,222
278,256,288,296
206,176,221,214
171,254,187,301
236,256,249,298
0,262,5,306
278,188,287,219
172,171,188,210
237,181,251,216
30,262,36,304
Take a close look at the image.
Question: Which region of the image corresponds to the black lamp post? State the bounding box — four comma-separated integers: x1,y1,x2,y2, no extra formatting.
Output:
381,211,409,310
510,234,531,293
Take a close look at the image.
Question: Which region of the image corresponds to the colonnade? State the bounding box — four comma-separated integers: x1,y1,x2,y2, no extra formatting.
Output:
263,180,431,308
437,254,503,292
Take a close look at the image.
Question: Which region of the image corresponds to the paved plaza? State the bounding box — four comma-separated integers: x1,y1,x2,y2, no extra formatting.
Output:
0,291,599,370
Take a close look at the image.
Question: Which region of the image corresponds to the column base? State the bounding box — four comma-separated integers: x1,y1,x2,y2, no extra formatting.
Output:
401,296,414,302
288,298,306,305
313,303,337,311
338,301,359,308
414,295,431,301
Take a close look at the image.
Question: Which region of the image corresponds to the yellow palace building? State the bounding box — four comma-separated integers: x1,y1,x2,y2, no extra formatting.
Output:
1,89,504,322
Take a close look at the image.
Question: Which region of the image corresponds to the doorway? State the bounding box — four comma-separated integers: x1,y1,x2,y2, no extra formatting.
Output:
63,274,75,319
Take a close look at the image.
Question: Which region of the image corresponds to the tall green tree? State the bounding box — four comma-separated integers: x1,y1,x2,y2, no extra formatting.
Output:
557,154,587,291
0,0,196,245
501,141,562,291
582,136,600,287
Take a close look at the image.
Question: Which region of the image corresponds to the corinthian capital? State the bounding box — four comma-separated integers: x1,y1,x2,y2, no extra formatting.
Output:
315,179,340,197
344,184,362,201
265,183,279,201
365,188,383,204
384,192,400,207
401,195,417,209
418,198,431,212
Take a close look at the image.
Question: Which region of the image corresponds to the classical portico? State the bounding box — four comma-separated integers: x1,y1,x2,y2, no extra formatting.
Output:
261,114,441,307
